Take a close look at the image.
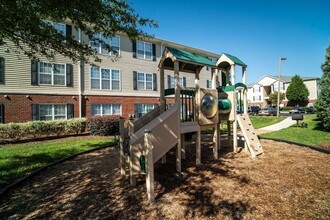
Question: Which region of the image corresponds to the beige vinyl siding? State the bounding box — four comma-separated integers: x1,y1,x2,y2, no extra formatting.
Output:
0,42,79,95
304,80,318,100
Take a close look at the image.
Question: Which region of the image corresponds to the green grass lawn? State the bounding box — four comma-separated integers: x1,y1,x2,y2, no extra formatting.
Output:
260,114,330,146
250,116,286,129
0,137,114,188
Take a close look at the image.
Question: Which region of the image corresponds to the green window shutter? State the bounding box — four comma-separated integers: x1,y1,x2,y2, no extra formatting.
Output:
132,41,136,58
153,73,157,91
0,57,4,84
66,25,72,37
66,64,73,87
32,104,39,121
133,71,137,90
31,61,38,85
67,104,74,119
152,44,156,61
0,104,4,123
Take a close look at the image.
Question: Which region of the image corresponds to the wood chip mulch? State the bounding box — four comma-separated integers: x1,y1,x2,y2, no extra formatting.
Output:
0,139,329,219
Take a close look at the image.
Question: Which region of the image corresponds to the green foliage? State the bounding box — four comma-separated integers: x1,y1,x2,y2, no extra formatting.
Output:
0,0,158,63
268,92,286,106
87,116,120,136
0,118,86,141
286,75,309,101
315,43,330,131
0,137,114,187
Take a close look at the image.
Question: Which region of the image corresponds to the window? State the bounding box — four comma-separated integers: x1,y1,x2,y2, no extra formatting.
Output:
137,72,153,90
253,96,261,102
32,104,73,121
90,66,120,90
168,75,185,88
44,20,66,35
206,80,212,88
90,34,120,56
134,104,157,118
253,86,261,93
0,57,4,84
0,104,3,123
273,82,284,91
137,41,152,60
39,62,66,86
91,104,121,116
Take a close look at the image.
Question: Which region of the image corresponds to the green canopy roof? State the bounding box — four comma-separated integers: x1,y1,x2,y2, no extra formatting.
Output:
223,53,247,67
167,47,217,67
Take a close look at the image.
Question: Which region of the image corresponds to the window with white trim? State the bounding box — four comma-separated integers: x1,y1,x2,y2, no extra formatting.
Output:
134,104,157,118
253,96,262,102
39,104,66,121
169,75,184,88
90,34,120,56
91,104,121,116
137,72,153,90
253,86,261,93
44,20,66,35
39,62,66,86
90,66,120,90
273,82,284,92
137,41,152,60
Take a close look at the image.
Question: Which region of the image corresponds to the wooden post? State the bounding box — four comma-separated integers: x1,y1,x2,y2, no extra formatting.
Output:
212,68,217,89
181,133,185,159
195,69,201,165
213,124,220,159
219,69,223,86
174,61,181,172
145,130,154,203
231,64,238,152
242,67,247,114
128,116,136,186
119,117,125,175
160,67,167,164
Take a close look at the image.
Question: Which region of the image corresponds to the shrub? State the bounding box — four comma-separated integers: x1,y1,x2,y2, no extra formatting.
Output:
87,116,120,136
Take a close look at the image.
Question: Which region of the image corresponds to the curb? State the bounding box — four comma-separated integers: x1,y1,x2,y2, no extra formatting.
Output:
0,143,116,197
258,137,330,154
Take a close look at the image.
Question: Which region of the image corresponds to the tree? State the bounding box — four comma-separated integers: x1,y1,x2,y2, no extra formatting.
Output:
286,75,309,102
0,0,158,63
268,92,285,106
315,44,330,130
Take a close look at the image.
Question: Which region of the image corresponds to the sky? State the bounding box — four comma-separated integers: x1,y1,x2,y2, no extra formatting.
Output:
131,0,330,84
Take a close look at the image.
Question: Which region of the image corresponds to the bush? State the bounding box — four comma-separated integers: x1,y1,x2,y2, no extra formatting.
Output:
0,118,87,141
87,116,120,136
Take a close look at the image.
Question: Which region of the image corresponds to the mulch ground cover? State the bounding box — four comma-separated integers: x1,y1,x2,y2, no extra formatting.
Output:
0,137,329,219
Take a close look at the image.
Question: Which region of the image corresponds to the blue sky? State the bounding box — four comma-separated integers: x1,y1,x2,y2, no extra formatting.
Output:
132,0,330,84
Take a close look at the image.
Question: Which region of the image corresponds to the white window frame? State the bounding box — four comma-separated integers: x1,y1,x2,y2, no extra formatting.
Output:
137,72,153,90
90,66,121,91
91,104,121,116
134,104,157,118
38,62,66,86
39,104,67,121
273,82,284,92
137,41,152,60
90,34,120,56
169,75,183,88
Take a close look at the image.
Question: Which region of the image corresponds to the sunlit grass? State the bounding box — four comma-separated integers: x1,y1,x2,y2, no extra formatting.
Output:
250,116,286,129
0,137,114,188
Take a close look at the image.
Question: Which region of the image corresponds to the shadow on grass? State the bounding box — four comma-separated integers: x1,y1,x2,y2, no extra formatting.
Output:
312,117,328,132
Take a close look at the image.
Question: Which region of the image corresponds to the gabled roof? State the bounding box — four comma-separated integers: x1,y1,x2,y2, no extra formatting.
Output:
167,47,217,67
216,53,247,69
159,47,217,73
269,75,319,83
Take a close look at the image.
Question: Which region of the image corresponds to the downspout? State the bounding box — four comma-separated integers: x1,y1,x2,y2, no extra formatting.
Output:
78,28,82,118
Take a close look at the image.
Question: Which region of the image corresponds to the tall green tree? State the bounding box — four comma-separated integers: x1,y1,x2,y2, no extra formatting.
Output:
0,0,158,63
268,92,285,106
286,75,309,102
315,44,330,130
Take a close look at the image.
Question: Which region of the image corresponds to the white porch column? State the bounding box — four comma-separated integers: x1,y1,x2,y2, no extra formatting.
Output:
212,68,217,89
174,61,181,172
160,67,165,113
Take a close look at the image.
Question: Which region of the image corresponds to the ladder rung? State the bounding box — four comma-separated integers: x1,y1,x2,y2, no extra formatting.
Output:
252,131,255,135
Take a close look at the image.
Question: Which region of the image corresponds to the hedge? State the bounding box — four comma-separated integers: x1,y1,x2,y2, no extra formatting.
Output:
87,116,120,136
0,118,86,141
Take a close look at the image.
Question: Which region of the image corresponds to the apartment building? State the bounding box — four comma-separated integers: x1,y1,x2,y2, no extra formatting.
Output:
0,21,220,123
247,75,320,107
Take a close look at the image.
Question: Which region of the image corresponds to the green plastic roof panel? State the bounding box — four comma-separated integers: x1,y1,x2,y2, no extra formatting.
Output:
167,47,217,67
223,53,247,67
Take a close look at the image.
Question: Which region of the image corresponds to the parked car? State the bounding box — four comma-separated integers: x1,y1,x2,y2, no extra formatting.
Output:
289,107,305,114
248,106,261,115
258,107,277,116
306,107,315,114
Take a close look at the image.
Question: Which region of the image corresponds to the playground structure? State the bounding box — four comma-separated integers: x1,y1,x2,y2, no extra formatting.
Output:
119,47,263,203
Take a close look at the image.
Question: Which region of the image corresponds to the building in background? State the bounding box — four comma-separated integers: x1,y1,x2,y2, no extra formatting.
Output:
0,20,220,123
247,75,320,108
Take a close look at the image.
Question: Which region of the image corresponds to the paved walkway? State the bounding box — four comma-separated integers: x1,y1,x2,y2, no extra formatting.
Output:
256,117,296,135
